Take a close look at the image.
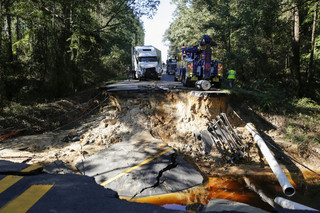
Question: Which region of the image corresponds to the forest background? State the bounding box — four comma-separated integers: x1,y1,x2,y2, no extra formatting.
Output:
165,0,319,102
0,0,319,145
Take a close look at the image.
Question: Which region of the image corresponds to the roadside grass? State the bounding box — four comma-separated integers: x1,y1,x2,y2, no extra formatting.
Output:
0,98,84,133
0,75,126,134
230,87,320,146
285,98,320,145
104,74,127,84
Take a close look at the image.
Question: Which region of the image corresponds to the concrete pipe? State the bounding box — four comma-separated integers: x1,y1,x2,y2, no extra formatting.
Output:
245,123,296,196
274,197,318,211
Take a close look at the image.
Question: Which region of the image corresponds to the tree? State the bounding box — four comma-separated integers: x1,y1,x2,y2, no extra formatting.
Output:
0,0,159,102
292,1,302,95
308,0,319,84
165,0,320,100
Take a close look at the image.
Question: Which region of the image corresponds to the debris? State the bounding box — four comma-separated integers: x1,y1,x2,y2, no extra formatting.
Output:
202,113,247,164
43,160,75,174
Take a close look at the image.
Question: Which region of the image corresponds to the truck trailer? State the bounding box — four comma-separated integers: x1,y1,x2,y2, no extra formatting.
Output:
131,46,162,80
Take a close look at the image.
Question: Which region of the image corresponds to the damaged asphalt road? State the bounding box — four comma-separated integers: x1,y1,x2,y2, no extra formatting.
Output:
76,140,203,198
0,160,177,213
131,153,178,199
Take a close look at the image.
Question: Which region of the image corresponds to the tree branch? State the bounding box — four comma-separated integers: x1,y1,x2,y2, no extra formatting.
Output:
30,0,65,23
94,0,130,32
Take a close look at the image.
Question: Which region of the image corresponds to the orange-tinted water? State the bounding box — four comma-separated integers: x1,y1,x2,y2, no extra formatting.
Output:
123,172,320,212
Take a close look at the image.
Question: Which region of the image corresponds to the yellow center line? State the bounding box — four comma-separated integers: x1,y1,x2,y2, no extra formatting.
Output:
0,164,41,195
21,164,42,173
100,147,173,186
0,185,53,213
0,176,23,194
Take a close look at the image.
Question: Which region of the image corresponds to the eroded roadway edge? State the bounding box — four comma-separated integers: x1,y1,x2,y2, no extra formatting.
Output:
0,160,177,213
75,141,203,198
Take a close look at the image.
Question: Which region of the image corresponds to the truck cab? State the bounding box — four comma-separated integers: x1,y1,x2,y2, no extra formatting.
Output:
166,58,177,75
131,46,162,80
175,35,223,89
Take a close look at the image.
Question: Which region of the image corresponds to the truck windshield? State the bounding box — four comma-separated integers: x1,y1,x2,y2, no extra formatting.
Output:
139,57,158,62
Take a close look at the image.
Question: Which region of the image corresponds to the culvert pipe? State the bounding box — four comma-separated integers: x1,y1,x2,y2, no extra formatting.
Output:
274,197,318,211
245,123,296,197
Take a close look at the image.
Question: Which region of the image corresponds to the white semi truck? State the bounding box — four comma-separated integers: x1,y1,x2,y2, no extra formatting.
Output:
131,46,162,80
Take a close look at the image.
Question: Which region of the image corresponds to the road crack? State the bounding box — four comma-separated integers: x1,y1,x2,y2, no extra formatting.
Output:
131,153,178,199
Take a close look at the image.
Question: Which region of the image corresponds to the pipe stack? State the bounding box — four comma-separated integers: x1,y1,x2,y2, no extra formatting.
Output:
203,113,247,164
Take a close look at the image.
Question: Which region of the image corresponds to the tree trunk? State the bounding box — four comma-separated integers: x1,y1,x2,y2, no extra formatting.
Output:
308,1,319,84
227,15,231,53
15,16,20,60
292,2,302,95
6,15,13,62
52,0,56,32
0,0,3,51
4,1,13,63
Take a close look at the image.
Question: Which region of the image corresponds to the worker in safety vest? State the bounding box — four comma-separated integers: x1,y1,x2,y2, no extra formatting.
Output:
227,69,236,88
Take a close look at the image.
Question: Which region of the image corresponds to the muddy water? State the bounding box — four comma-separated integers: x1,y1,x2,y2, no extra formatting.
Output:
127,176,269,209
126,177,261,205
127,172,320,211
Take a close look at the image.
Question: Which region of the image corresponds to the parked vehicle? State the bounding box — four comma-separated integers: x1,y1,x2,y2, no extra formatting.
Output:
166,58,177,75
131,46,162,80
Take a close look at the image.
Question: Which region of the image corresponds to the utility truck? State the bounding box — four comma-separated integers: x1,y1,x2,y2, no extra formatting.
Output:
176,35,223,90
131,46,162,80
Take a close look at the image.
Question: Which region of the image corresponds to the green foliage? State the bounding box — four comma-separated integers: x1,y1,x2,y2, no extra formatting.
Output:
285,98,320,145
294,98,320,111
233,85,320,145
231,87,289,113
0,0,158,102
165,0,320,100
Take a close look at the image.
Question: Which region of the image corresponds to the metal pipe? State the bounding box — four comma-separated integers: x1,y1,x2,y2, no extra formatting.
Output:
209,127,234,164
221,113,247,149
274,197,318,211
244,177,275,208
245,123,296,196
220,113,241,148
209,132,228,163
218,121,244,160
215,118,237,153
218,116,241,151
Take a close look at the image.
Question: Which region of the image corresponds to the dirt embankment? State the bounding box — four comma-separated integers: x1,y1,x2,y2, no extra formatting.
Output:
1,90,319,185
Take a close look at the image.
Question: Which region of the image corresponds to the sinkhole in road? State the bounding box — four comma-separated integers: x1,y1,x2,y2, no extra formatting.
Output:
80,90,320,212
85,91,237,155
